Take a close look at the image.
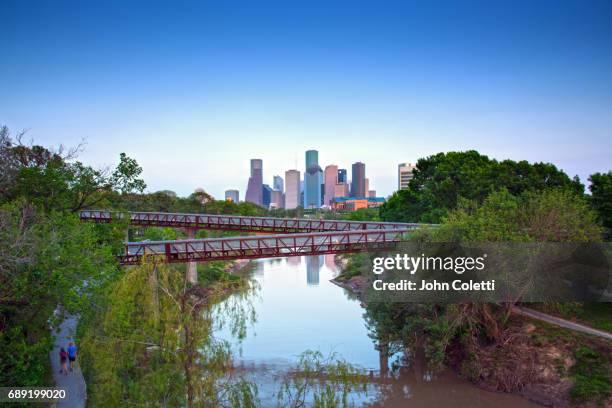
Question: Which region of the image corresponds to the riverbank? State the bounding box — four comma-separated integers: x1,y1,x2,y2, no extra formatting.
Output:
330,260,612,408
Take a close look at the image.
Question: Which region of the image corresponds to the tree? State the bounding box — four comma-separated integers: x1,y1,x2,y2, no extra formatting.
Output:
588,171,612,231
380,151,584,223
110,152,147,194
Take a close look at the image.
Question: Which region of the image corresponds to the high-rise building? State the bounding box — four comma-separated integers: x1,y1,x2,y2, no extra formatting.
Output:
324,164,338,206
337,169,347,183
270,189,283,209
225,189,239,202
304,150,323,209
351,162,366,198
398,162,416,190
273,175,284,193
262,184,272,208
245,159,263,206
334,183,349,197
365,178,369,198
368,190,376,197
285,169,301,209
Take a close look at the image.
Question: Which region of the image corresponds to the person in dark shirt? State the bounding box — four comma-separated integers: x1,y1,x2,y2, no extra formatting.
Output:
67,342,78,372
59,347,68,375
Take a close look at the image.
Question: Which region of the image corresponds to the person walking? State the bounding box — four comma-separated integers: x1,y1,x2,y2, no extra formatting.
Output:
59,347,68,375
67,341,78,372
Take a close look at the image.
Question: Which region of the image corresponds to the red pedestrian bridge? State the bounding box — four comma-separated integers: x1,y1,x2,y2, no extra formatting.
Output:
80,211,426,280
80,210,418,233
121,228,411,265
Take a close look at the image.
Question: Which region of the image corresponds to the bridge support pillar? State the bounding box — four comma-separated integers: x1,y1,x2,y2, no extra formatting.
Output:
185,228,198,284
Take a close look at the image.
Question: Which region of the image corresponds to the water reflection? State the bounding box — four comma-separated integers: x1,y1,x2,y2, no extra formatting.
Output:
214,257,539,407
306,255,323,285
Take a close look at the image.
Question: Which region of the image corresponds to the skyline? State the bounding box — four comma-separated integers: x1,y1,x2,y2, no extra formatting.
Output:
2,0,612,198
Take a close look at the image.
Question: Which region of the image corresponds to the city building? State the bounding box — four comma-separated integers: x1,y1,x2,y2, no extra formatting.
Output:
369,190,376,197
365,178,369,197
245,159,263,206
331,196,386,211
225,189,239,202
334,182,349,198
304,150,323,209
285,169,300,209
398,162,417,190
324,164,338,206
337,169,347,183
270,189,283,209
273,175,284,193
262,184,273,208
350,162,366,198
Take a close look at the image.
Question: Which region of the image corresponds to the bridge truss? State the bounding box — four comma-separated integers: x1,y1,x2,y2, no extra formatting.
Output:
121,229,410,265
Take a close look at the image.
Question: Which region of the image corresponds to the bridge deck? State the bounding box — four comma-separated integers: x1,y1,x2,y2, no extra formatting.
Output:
81,210,421,233
121,228,410,264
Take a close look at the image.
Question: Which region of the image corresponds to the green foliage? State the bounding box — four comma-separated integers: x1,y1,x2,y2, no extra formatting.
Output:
79,262,258,407
588,171,612,231
380,151,584,223
364,188,604,385
0,202,119,387
110,152,147,194
569,346,612,406
422,189,602,243
276,350,368,408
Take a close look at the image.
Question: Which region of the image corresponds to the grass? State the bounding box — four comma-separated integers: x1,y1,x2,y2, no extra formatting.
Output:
569,346,612,406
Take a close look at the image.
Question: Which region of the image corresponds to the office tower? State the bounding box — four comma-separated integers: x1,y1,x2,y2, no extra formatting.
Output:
369,190,376,197
273,175,284,193
398,163,416,190
284,170,300,209
225,189,239,202
270,189,283,209
351,162,366,198
365,178,369,198
337,169,347,183
304,150,323,209
324,165,338,206
245,159,263,205
334,183,349,198
262,184,272,208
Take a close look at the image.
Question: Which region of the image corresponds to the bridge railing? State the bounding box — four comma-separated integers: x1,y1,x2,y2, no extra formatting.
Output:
80,210,423,233
121,228,411,264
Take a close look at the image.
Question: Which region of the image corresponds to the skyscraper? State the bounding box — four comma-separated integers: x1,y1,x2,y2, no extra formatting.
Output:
225,189,239,202
398,163,416,190
273,175,284,193
285,169,301,209
262,184,272,208
351,162,366,198
323,164,338,206
304,150,323,209
337,169,347,183
270,189,283,209
245,159,263,206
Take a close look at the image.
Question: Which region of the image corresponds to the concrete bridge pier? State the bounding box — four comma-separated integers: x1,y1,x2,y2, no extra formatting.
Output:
185,228,198,284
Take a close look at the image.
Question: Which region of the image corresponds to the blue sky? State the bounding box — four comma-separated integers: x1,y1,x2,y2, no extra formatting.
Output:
1,0,611,198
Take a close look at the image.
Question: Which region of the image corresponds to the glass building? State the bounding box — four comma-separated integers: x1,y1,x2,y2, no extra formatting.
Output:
303,150,323,209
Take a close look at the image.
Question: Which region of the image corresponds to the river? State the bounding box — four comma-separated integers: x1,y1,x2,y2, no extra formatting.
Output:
213,256,539,407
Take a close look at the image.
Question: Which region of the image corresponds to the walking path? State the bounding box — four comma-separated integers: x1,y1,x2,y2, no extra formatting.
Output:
50,314,86,408
512,306,612,341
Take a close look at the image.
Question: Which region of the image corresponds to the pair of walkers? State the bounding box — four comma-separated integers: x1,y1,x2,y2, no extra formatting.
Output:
59,342,77,375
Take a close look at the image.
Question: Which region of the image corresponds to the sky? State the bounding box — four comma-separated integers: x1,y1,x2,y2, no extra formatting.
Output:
1,0,611,198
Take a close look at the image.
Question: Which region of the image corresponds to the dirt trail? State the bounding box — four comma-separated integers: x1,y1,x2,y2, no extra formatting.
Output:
512,306,612,340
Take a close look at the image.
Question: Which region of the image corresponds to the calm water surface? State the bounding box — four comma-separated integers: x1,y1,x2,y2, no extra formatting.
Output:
214,256,539,407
